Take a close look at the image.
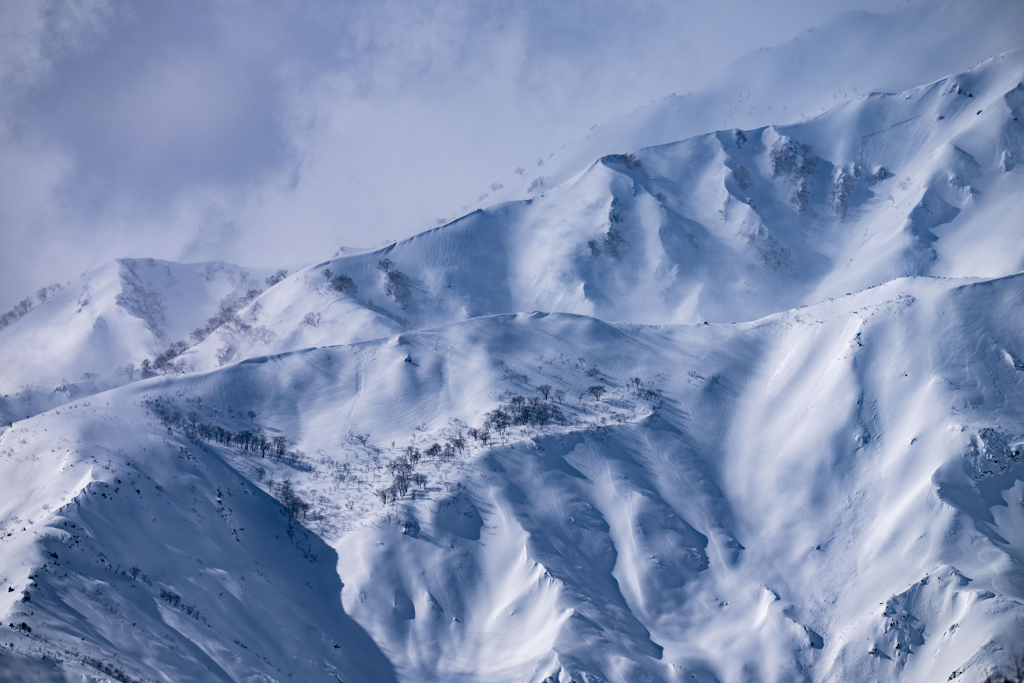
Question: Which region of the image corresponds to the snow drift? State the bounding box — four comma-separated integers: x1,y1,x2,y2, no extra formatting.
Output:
2,49,1024,683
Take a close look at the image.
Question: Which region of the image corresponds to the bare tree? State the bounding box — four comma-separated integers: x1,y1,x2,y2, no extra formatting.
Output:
265,269,288,287
302,312,322,327
115,362,137,381
587,385,607,402
35,283,63,304
1,297,33,330
375,259,411,307
330,274,358,294
538,384,552,400
468,427,491,445
320,268,333,281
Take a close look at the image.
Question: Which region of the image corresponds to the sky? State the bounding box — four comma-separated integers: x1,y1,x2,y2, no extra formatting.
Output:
0,0,1021,311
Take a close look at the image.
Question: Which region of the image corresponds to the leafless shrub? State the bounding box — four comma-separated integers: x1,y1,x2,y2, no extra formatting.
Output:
330,274,358,294
115,362,137,381
732,166,751,191
36,282,63,303
376,259,411,307
0,297,33,330
265,269,288,287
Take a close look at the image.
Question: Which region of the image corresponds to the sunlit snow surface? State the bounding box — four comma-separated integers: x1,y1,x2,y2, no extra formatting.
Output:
2,53,1024,682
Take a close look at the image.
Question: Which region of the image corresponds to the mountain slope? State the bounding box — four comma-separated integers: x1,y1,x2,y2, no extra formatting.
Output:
3,272,1024,682
479,0,1024,214
10,54,1022,386
175,52,1024,375
3,52,1024,683
0,259,283,424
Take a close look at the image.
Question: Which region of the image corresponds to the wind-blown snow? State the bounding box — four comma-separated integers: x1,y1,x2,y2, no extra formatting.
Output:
185,53,1024,355
2,51,1024,683
0,259,284,424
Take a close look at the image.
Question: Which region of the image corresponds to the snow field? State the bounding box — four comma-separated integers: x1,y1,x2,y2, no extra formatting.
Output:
1,41,1024,683
3,271,1024,681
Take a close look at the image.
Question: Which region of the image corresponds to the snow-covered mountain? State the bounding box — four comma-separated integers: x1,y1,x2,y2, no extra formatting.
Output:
477,0,1024,216
179,52,1024,362
0,259,285,424
2,52,1024,683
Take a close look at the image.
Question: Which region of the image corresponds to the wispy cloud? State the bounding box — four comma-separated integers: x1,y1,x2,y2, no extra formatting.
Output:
0,0,1020,310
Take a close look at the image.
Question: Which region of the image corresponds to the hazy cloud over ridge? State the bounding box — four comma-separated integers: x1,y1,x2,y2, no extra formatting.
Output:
0,0,1021,310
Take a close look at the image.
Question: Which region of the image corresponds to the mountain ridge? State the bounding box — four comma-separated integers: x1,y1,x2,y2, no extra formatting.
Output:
2,52,1024,683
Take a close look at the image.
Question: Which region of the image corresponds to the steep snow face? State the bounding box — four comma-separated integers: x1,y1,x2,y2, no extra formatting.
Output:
176,53,1024,373
0,259,280,423
0,393,397,683
2,274,1024,682
182,267,404,372
14,55,1019,388
4,49,1024,683
480,0,1024,216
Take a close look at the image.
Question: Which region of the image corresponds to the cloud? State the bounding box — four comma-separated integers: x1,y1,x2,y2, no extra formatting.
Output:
0,0,1019,311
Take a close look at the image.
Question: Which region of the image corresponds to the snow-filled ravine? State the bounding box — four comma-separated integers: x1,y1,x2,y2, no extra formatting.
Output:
2,52,1024,683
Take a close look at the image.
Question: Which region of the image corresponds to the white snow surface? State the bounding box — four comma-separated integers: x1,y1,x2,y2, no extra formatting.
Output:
0,259,284,423
183,52,1024,358
2,54,1024,683
479,0,1024,216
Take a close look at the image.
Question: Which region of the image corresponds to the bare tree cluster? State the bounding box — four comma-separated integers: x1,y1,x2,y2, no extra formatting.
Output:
375,436,467,506
159,589,207,625
628,376,663,404
376,258,411,307
270,478,311,519
607,152,642,170
148,340,190,375
115,362,137,381
144,397,309,470
483,393,567,436
769,138,817,214
0,297,33,330
376,451,427,506
189,288,263,344
769,139,815,177
265,269,289,287
498,359,529,383
35,282,64,303
330,274,358,295
603,226,626,259
731,165,752,191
